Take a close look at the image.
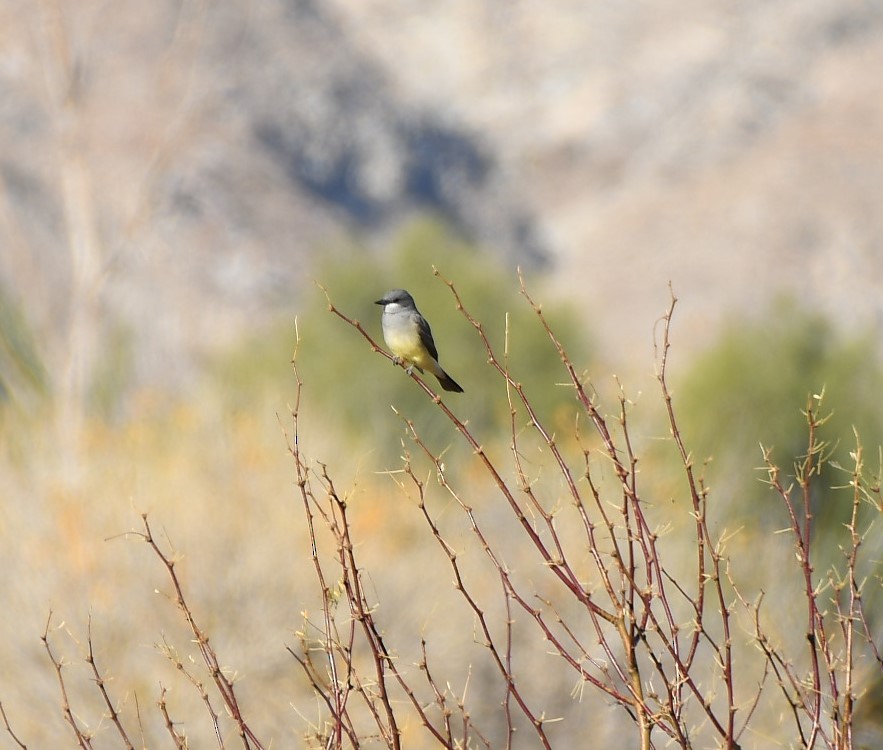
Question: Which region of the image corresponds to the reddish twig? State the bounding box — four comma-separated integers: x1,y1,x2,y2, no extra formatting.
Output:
42,613,94,749
137,518,266,749
85,616,135,750
0,701,29,749
157,684,188,749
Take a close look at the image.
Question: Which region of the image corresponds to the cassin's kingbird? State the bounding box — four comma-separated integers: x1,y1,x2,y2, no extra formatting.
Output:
375,289,464,393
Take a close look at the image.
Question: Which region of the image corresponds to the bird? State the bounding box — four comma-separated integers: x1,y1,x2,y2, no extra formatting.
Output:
374,289,464,393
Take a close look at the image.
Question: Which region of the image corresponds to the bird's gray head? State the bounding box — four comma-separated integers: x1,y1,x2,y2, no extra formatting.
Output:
374,289,417,310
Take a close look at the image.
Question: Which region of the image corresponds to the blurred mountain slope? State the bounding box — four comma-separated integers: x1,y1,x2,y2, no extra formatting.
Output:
0,0,880,403
330,0,883,360
0,0,542,398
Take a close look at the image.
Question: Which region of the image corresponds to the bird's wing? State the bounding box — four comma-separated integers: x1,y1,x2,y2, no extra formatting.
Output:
416,313,440,362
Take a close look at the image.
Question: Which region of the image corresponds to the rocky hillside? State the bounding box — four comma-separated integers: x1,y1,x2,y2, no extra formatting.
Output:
0,0,880,397
329,0,883,360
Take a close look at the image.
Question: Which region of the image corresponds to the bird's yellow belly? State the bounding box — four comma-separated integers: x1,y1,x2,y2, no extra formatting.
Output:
386,329,435,372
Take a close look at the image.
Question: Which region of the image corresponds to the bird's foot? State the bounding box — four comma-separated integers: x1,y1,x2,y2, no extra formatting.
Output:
391,355,403,366
405,364,415,375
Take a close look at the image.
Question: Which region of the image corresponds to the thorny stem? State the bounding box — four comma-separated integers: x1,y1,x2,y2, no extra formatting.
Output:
654,287,709,676
136,517,266,749
323,287,617,626
402,461,554,749
326,277,731,747
85,616,135,750
763,400,828,748
514,277,737,746
799,404,824,748
331,475,403,750
289,322,467,749
286,325,349,749
157,684,188,749
655,289,739,748
319,275,879,749
157,637,225,748
0,702,28,750
42,613,94,749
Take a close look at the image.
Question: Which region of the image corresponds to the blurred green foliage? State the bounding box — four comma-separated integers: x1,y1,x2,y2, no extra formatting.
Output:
677,296,883,532
0,283,47,418
284,218,592,465
88,322,136,421
203,219,592,472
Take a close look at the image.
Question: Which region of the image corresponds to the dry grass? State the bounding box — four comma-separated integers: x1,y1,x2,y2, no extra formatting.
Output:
0,276,880,749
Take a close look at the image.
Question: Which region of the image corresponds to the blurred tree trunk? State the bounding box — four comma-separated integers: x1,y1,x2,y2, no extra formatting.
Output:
39,0,103,483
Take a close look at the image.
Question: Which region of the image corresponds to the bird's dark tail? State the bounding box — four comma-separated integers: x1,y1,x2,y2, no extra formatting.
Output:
437,371,464,393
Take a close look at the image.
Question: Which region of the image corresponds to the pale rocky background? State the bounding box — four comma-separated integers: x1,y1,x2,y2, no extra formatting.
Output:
328,0,883,359
1,0,881,405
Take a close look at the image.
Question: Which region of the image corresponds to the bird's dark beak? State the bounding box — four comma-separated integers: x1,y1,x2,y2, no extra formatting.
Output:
374,299,385,306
